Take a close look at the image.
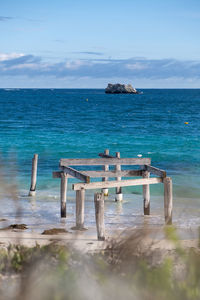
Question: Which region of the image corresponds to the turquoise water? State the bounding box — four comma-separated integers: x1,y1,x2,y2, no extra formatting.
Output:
0,88,200,231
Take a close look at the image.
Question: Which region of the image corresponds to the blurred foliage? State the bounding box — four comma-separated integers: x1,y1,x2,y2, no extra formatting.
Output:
0,227,200,300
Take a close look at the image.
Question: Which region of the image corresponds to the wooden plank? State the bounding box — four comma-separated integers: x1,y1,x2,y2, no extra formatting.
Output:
55,167,166,180
164,177,173,225
142,170,150,215
53,169,143,179
60,166,90,183
102,149,109,196
94,193,105,241
144,165,166,178
60,157,151,166
29,154,38,196
73,177,163,191
84,170,143,177
60,172,68,218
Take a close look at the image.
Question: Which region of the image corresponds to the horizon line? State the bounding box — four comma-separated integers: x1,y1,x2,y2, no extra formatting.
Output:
1,87,200,90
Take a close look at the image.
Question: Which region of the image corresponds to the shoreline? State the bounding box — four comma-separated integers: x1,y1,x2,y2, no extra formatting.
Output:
0,226,199,254
1,192,200,237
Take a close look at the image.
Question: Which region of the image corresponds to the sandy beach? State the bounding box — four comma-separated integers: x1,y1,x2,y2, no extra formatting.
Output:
0,225,199,256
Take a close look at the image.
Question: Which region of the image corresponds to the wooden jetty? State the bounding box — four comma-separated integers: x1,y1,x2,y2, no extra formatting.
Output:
53,150,173,240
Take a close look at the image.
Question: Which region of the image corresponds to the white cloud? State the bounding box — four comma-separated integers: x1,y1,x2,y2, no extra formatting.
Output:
8,63,39,70
1,52,200,84
65,60,89,70
0,53,24,62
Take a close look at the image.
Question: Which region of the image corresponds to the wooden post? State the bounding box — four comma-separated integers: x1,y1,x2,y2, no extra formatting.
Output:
94,193,105,241
164,177,173,225
102,149,109,196
72,189,85,230
142,170,150,215
29,154,38,196
115,152,123,201
60,172,68,218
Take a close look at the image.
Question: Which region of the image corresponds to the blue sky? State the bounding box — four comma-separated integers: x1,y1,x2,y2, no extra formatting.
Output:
0,0,200,88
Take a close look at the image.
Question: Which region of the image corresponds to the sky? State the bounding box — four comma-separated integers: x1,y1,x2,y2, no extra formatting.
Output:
0,0,200,88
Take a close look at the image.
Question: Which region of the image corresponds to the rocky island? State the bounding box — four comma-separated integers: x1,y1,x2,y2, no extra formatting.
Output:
105,83,139,94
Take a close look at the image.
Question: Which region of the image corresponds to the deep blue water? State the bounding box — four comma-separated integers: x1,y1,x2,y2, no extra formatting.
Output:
0,88,199,196
0,88,200,230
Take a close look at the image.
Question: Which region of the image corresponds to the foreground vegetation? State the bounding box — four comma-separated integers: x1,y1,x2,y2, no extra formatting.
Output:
0,227,200,300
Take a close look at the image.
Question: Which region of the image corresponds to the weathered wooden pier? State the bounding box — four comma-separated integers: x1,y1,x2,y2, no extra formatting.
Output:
53,150,173,240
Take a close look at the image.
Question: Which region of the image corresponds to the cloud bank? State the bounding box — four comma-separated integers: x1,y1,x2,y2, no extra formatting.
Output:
0,53,200,81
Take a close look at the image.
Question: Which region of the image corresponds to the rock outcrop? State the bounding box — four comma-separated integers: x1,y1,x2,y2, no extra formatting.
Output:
105,83,138,94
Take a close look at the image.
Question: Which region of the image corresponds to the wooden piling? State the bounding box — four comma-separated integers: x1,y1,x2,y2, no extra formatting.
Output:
102,149,109,196
75,189,85,229
29,154,38,196
60,172,68,218
94,193,105,241
115,152,123,201
164,177,173,225
142,170,150,215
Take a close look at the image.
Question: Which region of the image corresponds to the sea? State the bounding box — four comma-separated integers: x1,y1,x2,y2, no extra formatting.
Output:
0,88,199,236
